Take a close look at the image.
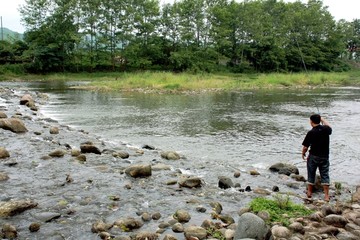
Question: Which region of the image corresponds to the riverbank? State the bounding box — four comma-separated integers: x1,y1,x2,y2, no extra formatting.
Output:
2,70,360,92
1,86,360,240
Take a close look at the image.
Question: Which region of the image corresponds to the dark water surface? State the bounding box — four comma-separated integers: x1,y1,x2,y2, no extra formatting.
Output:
11,81,360,186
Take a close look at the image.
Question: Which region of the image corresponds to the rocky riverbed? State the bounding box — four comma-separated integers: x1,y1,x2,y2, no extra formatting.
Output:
1,86,360,240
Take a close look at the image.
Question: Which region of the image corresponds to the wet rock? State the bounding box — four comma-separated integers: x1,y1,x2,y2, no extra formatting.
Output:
245,186,252,192
20,94,33,105
234,171,241,178
141,212,151,222
336,232,359,240
172,222,184,232
0,118,28,133
218,214,235,225
272,186,280,192
201,219,215,229
196,206,207,213
1,223,17,239
253,188,271,195
0,111,7,118
114,217,144,231
321,204,340,216
76,154,86,162
210,202,223,214
49,149,66,157
288,222,304,234
113,151,130,159
0,147,10,159
323,214,348,228
29,222,41,232
0,172,9,181
184,226,207,240
345,223,360,232
286,182,301,189
80,143,101,154
33,212,61,222
271,225,291,239
249,169,260,175
163,234,178,240
99,231,111,240
152,212,161,220
50,126,59,134
269,162,299,175
218,176,234,189
91,220,113,233
234,212,268,240
224,229,235,240
352,185,360,203
152,163,171,171
291,174,306,182
142,144,155,150
0,199,38,217
318,225,339,235
308,212,323,222
134,231,159,240
125,164,152,178
173,209,191,223
71,148,81,156
178,175,202,188
161,151,181,160
257,211,271,222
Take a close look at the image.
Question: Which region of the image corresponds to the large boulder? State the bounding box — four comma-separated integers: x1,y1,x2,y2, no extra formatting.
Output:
125,164,152,178
234,212,269,240
0,118,28,133
269,162,299,175
0,200,38,217
0,147,10,159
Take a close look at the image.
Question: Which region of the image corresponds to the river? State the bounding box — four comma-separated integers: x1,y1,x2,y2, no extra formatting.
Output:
8,81,360,186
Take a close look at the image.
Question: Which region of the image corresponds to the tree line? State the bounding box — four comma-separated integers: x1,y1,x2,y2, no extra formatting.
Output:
1,0,359,73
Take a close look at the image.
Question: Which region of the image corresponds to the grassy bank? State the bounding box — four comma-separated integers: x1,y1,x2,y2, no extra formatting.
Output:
2,69,360,92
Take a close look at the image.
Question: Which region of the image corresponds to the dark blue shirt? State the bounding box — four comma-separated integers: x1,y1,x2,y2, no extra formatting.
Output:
302,125,332,157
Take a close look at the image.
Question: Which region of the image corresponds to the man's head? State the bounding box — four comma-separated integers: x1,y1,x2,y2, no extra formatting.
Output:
310,114,321,124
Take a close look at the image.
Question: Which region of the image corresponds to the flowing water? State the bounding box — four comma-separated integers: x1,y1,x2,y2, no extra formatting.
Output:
9,81,360,186
2,81,360,239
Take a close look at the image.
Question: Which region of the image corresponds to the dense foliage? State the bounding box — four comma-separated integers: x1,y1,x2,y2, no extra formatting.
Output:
1,0,359,73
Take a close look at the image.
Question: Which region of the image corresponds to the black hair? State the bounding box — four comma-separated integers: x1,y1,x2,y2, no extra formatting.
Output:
310,114,321,124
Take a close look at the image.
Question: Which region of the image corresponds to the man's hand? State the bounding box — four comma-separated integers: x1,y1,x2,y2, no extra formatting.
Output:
302,153,307,161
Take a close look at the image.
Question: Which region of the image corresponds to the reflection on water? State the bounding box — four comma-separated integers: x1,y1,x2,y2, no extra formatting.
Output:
4,81,360,185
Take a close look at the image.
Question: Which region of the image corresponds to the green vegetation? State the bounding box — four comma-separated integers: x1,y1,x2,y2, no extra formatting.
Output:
2,69,360,92
206,227,226,240
249,195,314,226
0,0,359,74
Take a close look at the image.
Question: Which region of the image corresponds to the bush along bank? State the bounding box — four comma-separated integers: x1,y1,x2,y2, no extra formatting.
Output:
1,86,360,240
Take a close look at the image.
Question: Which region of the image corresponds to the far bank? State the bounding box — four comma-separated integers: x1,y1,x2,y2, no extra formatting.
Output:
1,70,360,92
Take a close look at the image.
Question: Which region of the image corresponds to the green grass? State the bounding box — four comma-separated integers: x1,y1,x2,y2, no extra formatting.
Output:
249,195,314,226
2,69,360,92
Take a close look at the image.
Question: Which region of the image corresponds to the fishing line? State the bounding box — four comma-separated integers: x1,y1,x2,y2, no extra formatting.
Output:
294,36,320,114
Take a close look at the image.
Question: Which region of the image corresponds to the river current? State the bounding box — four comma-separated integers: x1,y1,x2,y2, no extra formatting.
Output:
9,81,360,186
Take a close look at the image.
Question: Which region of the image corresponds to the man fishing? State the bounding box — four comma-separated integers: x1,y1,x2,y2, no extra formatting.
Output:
302,114,332,202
